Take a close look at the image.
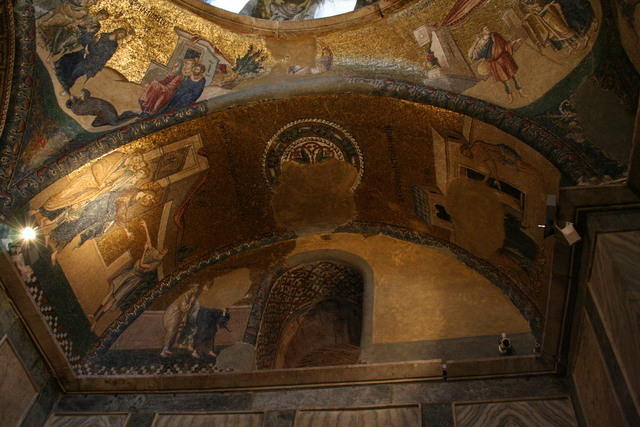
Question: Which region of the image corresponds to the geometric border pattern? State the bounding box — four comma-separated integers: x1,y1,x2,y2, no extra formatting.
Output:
0,0,31,199
262,118,365,191
0,0,16,139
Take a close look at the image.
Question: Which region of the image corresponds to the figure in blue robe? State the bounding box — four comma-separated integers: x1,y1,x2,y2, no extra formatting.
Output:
161,64,206,112
192,308,230,359
54,28,127,93
48,190,119,251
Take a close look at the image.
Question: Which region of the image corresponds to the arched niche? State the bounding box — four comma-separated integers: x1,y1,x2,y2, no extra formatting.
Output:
256,261,364,369
251,249,375,369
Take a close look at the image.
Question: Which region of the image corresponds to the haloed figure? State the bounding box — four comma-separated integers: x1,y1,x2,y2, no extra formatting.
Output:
139,61,184,117
468,26,525,103
161,63,206,112
161,283,206,358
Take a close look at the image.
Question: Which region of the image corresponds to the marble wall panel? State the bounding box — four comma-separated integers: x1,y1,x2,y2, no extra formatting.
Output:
45,413,129,427
589,231,640,409
294,405,420,427
152,412,263,426
454,398,577,427
572,312,628,427
0,336,39,426
0,284,60,426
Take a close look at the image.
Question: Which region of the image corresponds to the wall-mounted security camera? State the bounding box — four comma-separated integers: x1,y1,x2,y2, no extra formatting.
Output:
498,332,513,355
555,221,581,246
537,194,582,246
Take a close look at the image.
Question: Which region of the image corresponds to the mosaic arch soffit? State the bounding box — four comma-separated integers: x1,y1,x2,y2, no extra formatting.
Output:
10,89,558,372
2,0,637,214
88,222,543,362
0,0,604,380
0,75,615,215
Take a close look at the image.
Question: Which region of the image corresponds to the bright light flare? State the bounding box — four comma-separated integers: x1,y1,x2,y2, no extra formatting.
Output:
206,0,247,13
20,226,37,241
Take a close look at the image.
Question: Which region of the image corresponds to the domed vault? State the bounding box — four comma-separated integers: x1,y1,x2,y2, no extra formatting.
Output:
0,0,639,395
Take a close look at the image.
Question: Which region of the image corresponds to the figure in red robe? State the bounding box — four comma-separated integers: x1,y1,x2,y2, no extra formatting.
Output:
139,60,189,117
468,26,525,103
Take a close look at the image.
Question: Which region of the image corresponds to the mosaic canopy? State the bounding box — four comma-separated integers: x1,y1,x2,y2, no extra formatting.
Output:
2,94,557,381
0,0,634,198
0,0,638,391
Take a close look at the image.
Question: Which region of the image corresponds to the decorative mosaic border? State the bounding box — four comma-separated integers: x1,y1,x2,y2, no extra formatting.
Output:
0,0,16,138
345,76,598,184
262,118,365,191
78,222,543,375
76,359,230,376
0,0,33,196
22,277,83,367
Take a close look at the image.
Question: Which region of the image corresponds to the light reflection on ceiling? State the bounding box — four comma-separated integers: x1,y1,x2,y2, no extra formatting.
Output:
205,0,360,20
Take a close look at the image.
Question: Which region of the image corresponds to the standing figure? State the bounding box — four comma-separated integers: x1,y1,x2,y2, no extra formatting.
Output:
160,282,209,357
54,28,127,96
192,308,231,359
468,26,524,102
93,220,168,323
139,61,185,117
161,63,206,112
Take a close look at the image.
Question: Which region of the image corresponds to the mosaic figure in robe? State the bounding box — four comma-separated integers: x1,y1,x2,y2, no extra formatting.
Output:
468,26,525,103
93,220,168,325
54,28,128,96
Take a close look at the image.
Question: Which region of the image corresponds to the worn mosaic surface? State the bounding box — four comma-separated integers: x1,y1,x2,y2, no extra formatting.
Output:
0,0,637,200
0,0,637,383
2,94,555,376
